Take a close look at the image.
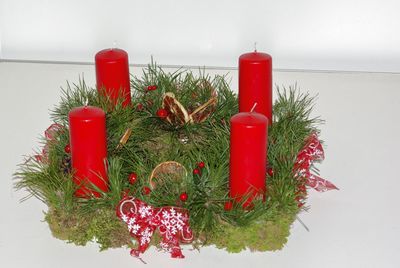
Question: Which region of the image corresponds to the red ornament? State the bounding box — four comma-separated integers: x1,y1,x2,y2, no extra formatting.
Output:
197,162,205,169
156,108,169,119
147,85,158,91
193,168,201,175
129,172,138,185
142,186,151,195
179,192,188,202
64,144,71,154
224,201,233,211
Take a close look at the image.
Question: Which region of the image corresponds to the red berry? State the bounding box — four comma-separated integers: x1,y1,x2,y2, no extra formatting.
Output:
142,186,151,195
156,108,168,119
136,103,144,111
64,144,71,154
129,172,137,185
193,168,201,175
179,192,188,202
224,201,233,211
197,162,205,169
267,167,274,177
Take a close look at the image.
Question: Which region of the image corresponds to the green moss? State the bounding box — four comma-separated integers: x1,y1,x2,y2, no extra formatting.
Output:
46,206,132,250
46,204,295,253
209,213,295,253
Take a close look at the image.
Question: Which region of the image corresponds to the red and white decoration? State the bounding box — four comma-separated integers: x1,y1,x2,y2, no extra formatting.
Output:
35,123,65,162
295,133,338,192
116,196,193,259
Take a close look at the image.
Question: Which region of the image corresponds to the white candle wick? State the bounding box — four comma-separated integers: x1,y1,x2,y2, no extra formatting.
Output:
250,102,258,112
112,40,117,50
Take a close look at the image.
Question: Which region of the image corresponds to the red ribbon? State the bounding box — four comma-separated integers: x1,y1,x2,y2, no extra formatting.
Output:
35,123,65,162
294,132,338,192
116,196,193,259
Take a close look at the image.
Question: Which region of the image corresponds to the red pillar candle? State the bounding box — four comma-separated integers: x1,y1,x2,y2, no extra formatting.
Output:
95,48,131,107
229,112,268,206
69,106,108,197
239,51,273,124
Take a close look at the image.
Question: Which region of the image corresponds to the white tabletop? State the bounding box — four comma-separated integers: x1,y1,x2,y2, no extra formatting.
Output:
1,61,399,268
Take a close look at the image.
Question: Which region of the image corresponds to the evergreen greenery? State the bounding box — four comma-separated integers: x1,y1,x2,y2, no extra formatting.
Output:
15,62,321,253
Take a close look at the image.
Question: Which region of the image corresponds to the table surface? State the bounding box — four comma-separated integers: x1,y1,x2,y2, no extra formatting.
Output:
1,61,399,268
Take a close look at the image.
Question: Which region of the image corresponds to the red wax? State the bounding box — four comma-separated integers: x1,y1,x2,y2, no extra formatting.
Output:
95,48,131,107
229,112,268,206
69,106,108,197
239,51,273,124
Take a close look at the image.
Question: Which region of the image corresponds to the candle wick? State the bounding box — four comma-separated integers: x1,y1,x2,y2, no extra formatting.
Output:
250,102,258,113
254,42,257,52
112,40,117,50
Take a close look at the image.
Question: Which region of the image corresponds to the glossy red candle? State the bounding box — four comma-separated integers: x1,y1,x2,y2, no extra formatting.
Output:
69,106,108,197
239,51,272,124
95,48,131,107
229,112,268,206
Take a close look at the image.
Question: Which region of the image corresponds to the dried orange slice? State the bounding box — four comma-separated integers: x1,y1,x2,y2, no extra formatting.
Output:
162,93,190,126
149,161,187,189
161,80,218,127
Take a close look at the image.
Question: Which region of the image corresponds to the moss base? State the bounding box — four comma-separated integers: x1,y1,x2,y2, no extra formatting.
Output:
45,206,296,253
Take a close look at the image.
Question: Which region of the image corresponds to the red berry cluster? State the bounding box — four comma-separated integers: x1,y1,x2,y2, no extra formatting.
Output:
193,161,205,175
127,172,152,196
147,85,158,91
